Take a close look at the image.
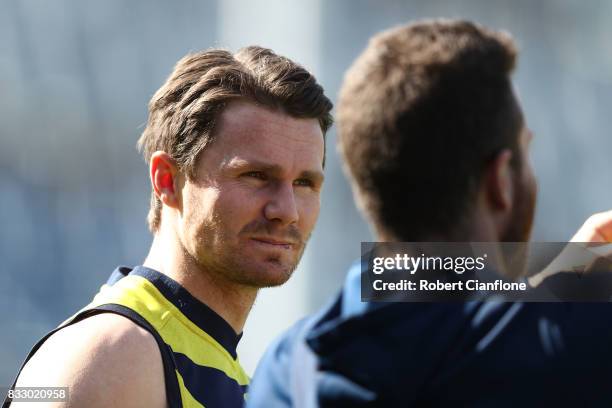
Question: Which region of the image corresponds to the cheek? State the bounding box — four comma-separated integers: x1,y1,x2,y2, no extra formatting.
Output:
524,163,537,197
213,187,266,227
522,151,537,192
180,185,221,240
530,173,538,198
298,195,321,232
185,187,217,219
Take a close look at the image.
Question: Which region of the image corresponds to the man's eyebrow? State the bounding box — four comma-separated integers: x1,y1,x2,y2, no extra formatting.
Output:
299,170,325,184
225,159,324,183
224,160,282,173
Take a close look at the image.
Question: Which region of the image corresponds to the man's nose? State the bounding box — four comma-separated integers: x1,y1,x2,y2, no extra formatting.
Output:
263,182,299,226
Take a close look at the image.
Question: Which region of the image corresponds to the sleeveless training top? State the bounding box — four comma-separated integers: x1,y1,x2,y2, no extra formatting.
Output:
3,266,250,408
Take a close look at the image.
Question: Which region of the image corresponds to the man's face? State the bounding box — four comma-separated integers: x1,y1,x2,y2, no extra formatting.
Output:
177,100,324,288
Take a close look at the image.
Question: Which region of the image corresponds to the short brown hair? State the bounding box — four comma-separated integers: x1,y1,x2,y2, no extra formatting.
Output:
337,19,521,241
138,46,333,233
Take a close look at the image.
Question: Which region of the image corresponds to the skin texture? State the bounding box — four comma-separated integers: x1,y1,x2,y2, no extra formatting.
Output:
144,100,325,332
13,314,166,408
12,100,325,408
179,100,324,288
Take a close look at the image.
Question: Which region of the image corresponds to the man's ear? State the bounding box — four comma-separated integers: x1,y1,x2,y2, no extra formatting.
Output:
484,149,514,211
150,151,180,209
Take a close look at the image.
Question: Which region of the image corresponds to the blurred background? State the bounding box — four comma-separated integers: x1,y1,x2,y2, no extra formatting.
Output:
2,0,612,381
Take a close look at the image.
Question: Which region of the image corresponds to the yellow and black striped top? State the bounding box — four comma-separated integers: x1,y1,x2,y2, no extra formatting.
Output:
5,266,250,408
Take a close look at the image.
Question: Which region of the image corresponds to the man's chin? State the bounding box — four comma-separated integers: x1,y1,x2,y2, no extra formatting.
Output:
254,263,296,288
255,275,292,288
232,259,297,288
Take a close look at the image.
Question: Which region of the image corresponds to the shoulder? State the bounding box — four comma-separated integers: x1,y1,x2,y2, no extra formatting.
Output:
16,312,166,408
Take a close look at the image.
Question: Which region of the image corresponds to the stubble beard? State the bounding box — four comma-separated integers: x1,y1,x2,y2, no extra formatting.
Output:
194,233,310,290
502,174,536,244
499,174,537,278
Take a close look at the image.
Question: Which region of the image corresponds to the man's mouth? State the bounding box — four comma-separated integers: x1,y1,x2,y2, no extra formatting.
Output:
250,237,296,249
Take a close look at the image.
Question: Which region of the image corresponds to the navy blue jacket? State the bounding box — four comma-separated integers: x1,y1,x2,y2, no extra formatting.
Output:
246,264,612,407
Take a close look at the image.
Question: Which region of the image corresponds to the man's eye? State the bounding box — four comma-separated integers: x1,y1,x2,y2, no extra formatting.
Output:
294,178,314,187
243,171,267,180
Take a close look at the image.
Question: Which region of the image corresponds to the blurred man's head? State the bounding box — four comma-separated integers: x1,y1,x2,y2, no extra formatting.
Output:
338,19,536,242
138,47,333,288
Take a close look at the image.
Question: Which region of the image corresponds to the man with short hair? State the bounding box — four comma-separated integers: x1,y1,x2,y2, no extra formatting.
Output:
246,20,612,407
4,46,332,408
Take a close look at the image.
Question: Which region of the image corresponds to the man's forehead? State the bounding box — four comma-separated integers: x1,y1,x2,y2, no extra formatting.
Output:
217,100,321,137
221,149,324,175
208,100,325,171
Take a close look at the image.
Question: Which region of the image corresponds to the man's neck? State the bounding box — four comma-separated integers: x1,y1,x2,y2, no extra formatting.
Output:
142,232,257,334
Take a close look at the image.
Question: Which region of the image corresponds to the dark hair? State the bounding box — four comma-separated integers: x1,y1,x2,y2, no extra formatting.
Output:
138,46,333,233
337,19,521,240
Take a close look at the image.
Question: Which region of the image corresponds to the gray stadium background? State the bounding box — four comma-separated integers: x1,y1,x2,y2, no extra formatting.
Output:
2,0,612,381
